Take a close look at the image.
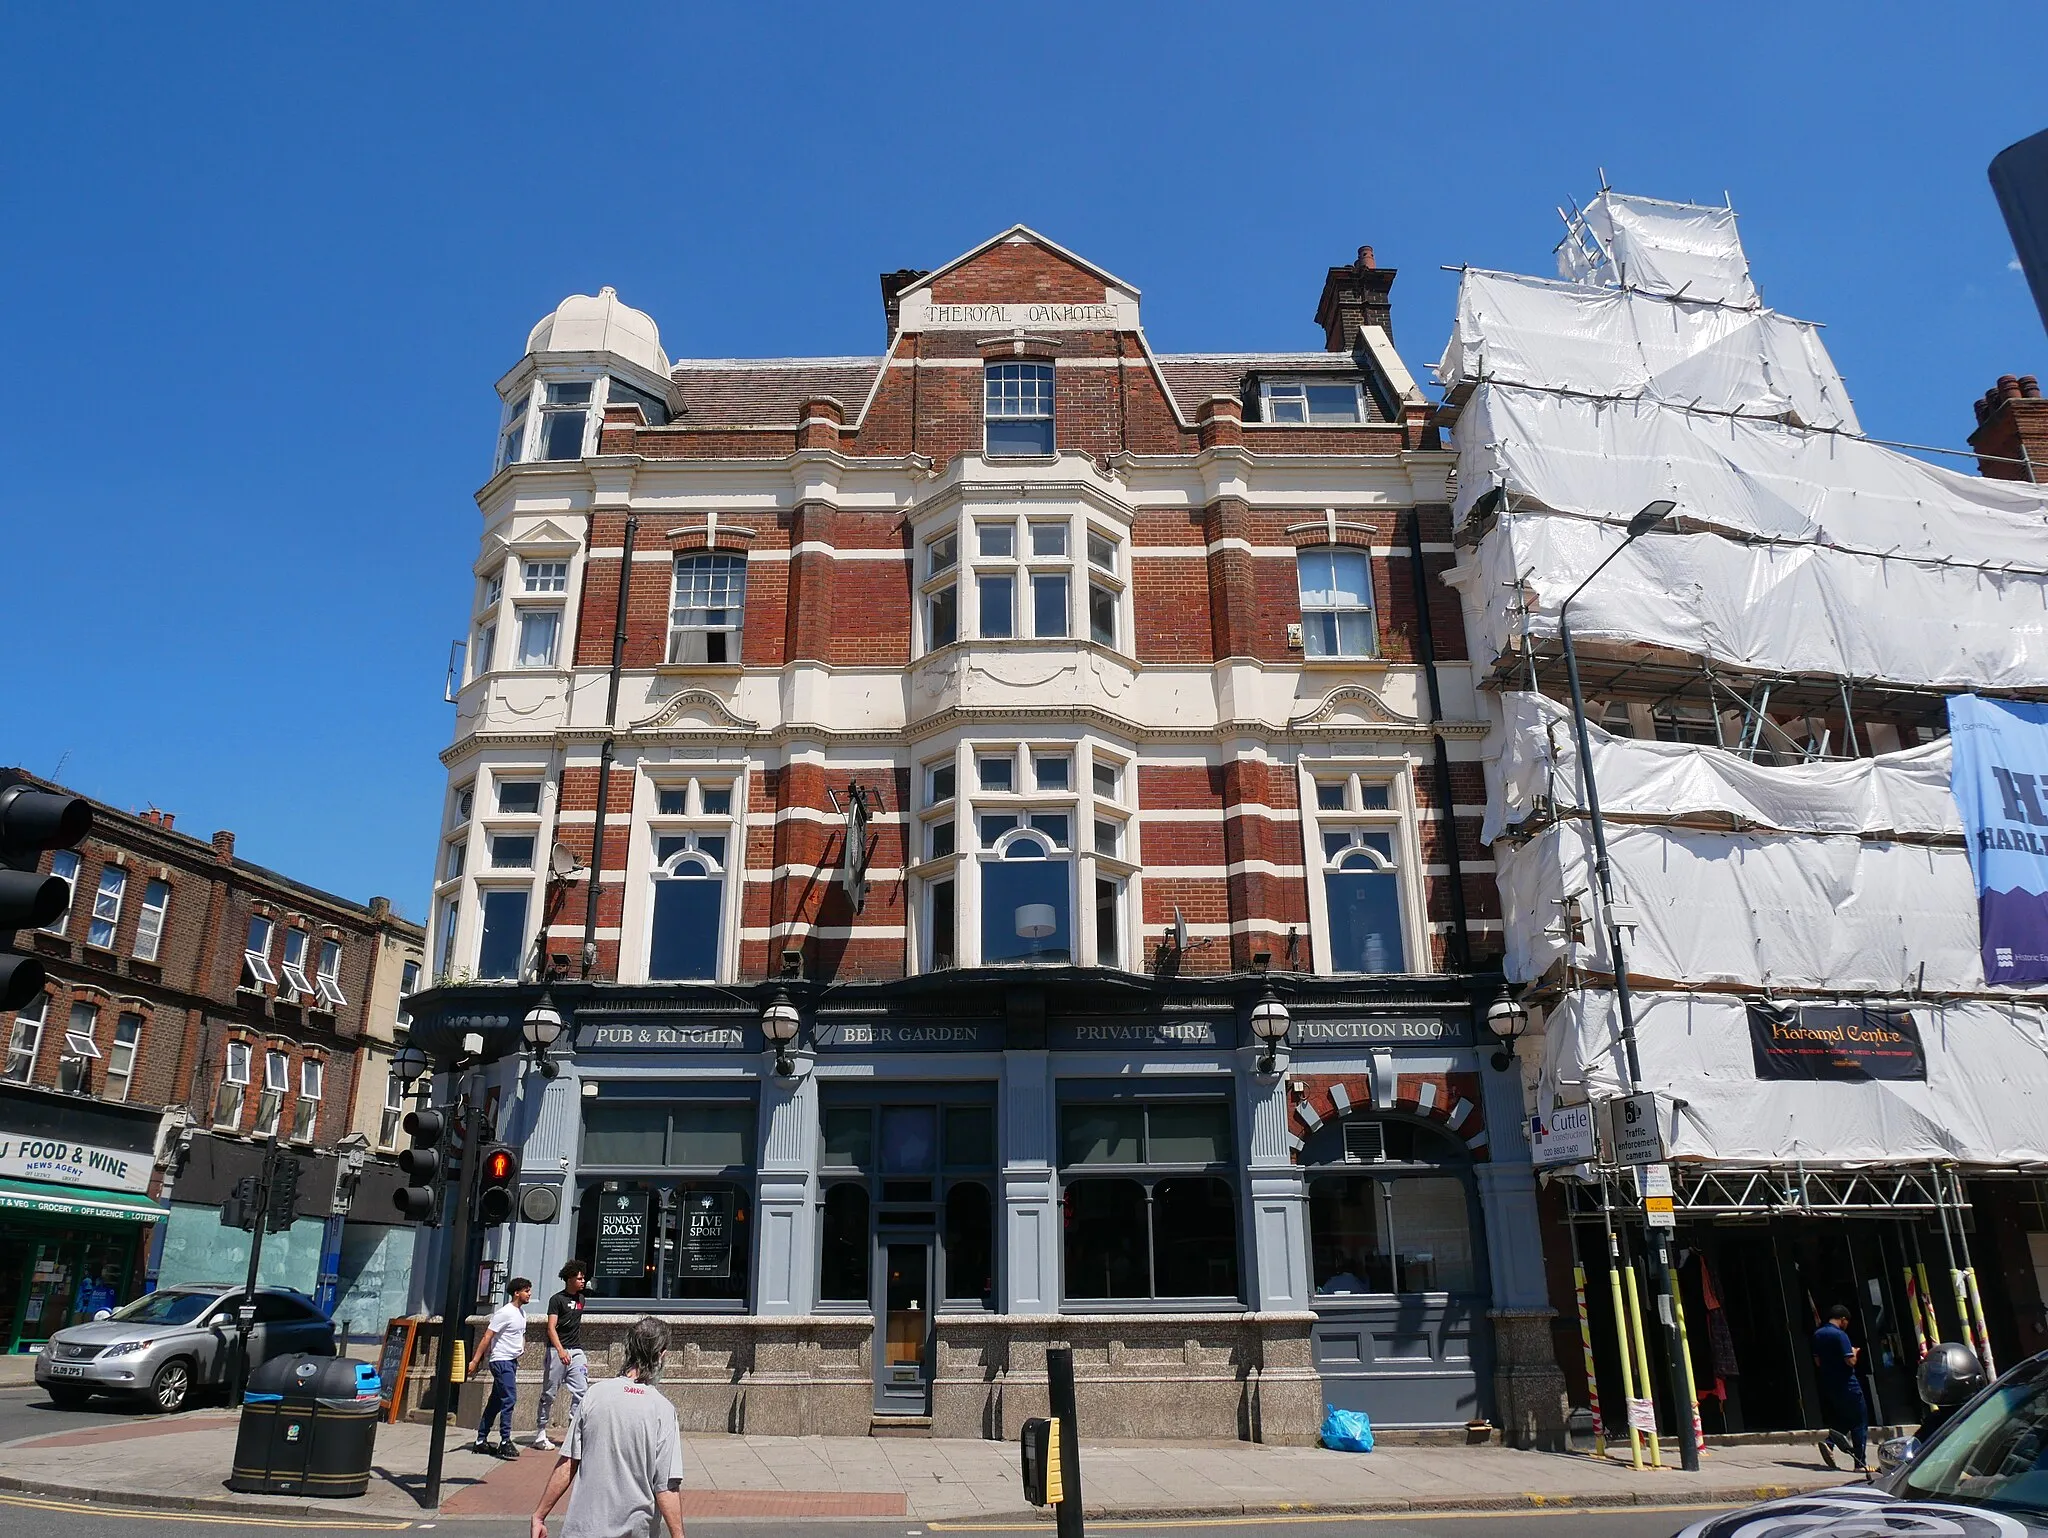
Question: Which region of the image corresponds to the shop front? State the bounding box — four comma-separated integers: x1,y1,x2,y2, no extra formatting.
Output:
453,972,1558,1444
0,1085,168,1353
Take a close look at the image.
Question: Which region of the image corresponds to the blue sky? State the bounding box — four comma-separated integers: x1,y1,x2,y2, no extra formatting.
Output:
2,5,2041,917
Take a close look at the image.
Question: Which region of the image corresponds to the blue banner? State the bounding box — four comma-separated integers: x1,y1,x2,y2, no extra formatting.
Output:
1948,694,2048,984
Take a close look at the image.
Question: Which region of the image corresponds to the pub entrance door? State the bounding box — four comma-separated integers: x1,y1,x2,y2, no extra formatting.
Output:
871,1234,933,1417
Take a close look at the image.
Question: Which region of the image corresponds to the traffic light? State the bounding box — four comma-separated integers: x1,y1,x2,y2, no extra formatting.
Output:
473,1142,519,1227
0,783,92,1011
220,1174,260,1232
395,1108,447,1224
267,1156,300,1233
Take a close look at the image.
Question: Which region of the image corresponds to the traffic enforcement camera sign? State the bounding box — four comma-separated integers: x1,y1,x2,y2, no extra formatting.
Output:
1604,1091,1666,1166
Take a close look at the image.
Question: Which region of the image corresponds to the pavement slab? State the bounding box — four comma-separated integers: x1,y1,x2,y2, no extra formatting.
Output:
0,1408,1855,1523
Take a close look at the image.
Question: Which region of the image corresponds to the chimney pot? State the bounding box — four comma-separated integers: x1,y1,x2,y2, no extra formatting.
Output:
880,269,930,342
2023,375,2042,399
162,812,174,831
211,830,235,863
1357,245,1376,269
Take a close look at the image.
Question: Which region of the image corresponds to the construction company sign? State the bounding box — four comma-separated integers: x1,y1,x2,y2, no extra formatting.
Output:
0,1134,153,1193
1529,1102,1597,1166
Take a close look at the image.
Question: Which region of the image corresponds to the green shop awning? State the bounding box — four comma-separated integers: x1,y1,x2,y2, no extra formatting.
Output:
0,1177,166,1223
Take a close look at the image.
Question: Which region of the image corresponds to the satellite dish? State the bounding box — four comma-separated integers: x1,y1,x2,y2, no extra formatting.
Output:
1172,905,1188,953
549,842,585,881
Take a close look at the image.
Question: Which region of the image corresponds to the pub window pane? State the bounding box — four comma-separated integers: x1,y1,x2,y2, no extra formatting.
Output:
821,1106,873,1169
1062,1177,1149,1300
1151,1177,1239,1299
573,1179,749,1303
476,889,528,980
1308,1175,1394,1294
943,1106,994,1169
1388,1176,1477,1293
582,1104,669,1166
981,852,1071,965
819,1183,871,1302
1061,1104,1142,1166
1146,1102,1230,1165
943,1181,995,1307
878,1106,938,1175
649,864,722,980
669,1103,755,1168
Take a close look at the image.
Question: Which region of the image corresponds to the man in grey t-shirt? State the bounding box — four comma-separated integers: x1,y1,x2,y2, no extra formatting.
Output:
531,1318,684,1538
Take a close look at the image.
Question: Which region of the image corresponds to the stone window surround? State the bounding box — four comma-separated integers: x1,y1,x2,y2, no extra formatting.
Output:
1294,756,1429,980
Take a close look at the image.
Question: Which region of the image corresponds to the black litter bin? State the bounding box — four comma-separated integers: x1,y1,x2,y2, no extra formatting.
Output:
230,1354,382,1498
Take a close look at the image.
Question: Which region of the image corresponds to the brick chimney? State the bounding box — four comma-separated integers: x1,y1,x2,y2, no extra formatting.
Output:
1315,245,1398,352
211,829,235,864
880,269,930,341
1970,373,2047,482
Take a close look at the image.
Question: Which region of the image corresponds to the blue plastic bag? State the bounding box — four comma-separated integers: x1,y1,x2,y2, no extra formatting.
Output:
1320,1406,1374,1452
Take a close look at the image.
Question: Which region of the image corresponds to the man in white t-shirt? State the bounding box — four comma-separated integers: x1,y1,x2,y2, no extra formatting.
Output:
531,1317,684,1538
469,1277,531,1458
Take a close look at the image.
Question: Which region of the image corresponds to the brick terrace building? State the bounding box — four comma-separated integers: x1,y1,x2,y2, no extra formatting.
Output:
0,769,425,1352
408,228,1562,1443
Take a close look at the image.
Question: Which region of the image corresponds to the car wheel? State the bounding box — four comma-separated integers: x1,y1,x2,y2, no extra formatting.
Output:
44,1386,94,1410
148,1358,194,1414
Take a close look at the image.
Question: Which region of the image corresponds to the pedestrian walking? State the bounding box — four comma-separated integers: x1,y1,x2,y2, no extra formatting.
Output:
1813,1302,1871,1473
470,1277,532,1459
533,1259,591,1450
531,1317,685,1538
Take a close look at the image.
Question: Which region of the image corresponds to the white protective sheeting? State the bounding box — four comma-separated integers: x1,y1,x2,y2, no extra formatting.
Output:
1450,387,2048,558
1559,192,1759,308
1446,512,2048,690
1436,270,1859,432
1537,989,2048,1165
1483,692,1960,844
1499,819,1986,994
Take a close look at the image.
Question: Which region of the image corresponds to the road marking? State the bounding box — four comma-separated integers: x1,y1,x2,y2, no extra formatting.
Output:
0,1492,415,1528
930,1503,1747,1531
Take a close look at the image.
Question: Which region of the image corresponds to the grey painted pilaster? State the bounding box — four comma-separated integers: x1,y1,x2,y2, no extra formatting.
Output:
1001,1049,1058,1312
1240,1051,1310,1310
755,1068,818,1315
506,1066,583,1288
1474,1059,1549,1310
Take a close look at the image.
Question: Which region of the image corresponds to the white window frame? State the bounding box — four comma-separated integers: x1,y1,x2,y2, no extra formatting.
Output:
514,605,562,669
89,865,126,950
523,558,569,595
43,851,80,936
3,994,46,1083
292,1058,323,1142
58,1001,100,1094
471,618,498,681
436,897,460,981
1260,377,1366,425
917,510,1126,657
279,929,314,998
397,960,421,1027
133,879,171,962
379,1069,406,1151
631,770,745,984
315,939,347,1009
984,361,1055,457
1296,545,1380,660
1299,762,1428,978
216,1040,251,1128
106,1013,142,1101
498,389,531,471
475,886,531,981
538,377,595,461
666,552,748,665
242,915,278,989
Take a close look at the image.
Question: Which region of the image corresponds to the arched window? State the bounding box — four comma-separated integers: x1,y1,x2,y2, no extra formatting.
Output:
1306,1115,1480,1298
649,835,726,980
668,553,748,664
1324,833,1405,974
980,826,1071,964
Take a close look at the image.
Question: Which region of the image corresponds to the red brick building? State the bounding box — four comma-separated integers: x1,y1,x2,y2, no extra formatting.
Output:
0,769,424,1353
411,229,1560,1444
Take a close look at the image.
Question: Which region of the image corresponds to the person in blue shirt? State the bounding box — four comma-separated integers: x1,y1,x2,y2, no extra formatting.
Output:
1812,1303,1870,1473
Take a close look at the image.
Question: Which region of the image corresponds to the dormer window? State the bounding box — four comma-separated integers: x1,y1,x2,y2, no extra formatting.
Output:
540,380,593,460
1261,379,1364,425
985,362,1054,457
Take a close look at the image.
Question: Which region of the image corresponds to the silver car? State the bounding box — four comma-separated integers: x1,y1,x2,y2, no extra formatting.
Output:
34,1284,336,1413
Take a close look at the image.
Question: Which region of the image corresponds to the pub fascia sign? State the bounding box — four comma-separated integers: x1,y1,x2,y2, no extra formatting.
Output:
0,1134,153,1194
1291,1017,1466,1045
897,291,1141,333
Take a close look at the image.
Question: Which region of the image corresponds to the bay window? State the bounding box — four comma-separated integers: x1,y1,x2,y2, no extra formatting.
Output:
668,553,747,664
539,380,592,460
498,395,529,470
1059,1093,1240,1303
477,889,529,981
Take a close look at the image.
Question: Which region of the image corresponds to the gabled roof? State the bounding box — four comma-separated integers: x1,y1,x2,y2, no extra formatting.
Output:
896,225,1141,300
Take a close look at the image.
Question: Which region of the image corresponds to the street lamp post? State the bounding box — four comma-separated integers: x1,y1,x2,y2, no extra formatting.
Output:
1554,499,1701,1471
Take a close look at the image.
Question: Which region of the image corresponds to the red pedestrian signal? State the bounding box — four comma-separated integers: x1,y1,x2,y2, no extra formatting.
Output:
473,1141,520,1228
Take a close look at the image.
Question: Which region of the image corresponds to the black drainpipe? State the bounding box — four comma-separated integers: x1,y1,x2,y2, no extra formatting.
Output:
1407,508,1472,971
582,511,638,976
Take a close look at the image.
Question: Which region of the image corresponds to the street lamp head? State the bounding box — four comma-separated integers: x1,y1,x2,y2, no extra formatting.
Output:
1485,986,1530,1072
762,990,802,1077
1250,987,1291,1074
522,992,565,1050
391,1042,430,1086
1627,500,1677,539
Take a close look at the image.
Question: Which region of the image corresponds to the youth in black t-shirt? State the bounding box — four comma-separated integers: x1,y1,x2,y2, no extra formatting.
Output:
547,1289,583,1352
